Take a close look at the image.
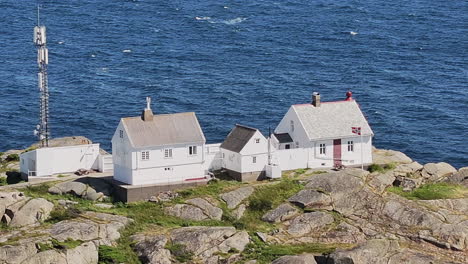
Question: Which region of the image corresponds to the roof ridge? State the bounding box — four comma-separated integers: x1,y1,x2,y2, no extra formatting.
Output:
235,124,258,131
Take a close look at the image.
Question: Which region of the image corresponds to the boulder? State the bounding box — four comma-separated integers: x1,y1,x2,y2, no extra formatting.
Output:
367,171,395,192
232,204,246,220
165,204,211,221
287,212,334,237
132,234,172,264
419,162,457,182
393,162,423,177
50,211,132,246
445,167,468,186
48,181,107,201
9,198,54,227
393,176,423,192
170,226,250,259
326,239,459,264
186,198,223,220
372,148,413,165
288,189,332,209
272,254,317,264
220,186,254,209
262,203,300,223
65,241,99,264
49,182,87,196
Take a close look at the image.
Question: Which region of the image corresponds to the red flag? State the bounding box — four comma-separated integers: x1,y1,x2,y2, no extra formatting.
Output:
352,127,361,135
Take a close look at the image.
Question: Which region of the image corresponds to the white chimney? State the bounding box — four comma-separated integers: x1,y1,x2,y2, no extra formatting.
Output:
312,92,320,107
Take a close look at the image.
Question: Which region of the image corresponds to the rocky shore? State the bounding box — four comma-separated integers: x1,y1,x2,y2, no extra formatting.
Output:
1,143,467,263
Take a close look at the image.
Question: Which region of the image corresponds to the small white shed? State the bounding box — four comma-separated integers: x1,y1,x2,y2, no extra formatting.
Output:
20,144,102,177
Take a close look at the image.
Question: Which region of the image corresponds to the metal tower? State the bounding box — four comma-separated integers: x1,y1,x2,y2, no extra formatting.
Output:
33,5,50,147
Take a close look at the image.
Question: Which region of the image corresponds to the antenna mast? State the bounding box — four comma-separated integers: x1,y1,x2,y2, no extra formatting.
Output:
34,3,50,147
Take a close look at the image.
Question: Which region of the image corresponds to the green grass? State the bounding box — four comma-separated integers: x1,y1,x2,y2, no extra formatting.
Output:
98,245,128,264
236,178,304,232
176,179,242,200
0,177,7,186
387,183,468,200
165,243,194,262
294,168,307,175
368,163,396,173
242,235,352,263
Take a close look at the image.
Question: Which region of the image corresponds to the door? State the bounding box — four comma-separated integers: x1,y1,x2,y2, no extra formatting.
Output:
333,139,342,167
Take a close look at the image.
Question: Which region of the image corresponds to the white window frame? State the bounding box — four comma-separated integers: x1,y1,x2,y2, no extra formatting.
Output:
252,156,257,163
347,141,354,152
319,143,326,155
295,142,299,148
141,151,150,160
188,145,198,156
164,148,173,158
255,138,260,144
119,130,123,138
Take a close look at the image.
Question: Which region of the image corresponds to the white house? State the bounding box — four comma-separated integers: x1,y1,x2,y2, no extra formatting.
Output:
20,143,106,178
274,92,373,169
220,124,270,181
112,98,208,185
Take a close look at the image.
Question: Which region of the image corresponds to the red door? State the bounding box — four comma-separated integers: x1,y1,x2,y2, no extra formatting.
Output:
333,139,342,167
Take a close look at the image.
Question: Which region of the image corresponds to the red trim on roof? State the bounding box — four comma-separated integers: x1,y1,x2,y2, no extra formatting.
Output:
293,99,355,107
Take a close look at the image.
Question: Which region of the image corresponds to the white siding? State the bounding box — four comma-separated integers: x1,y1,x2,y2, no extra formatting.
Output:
221,149,242,173
204,143,222,171
20,144,100,177
275,106,311,148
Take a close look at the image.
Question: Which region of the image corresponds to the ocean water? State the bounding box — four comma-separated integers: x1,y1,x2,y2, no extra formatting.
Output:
0,0,466,168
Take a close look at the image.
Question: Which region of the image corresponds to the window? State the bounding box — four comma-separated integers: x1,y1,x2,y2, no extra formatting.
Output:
189,146,198,156
252,156,257,163
290,120,294,132
164,149,173,158
119,130,123,138
347,141,354,152
255,138,260,143
285,144,291,149
141,151,150,160
295,142,299,148
164,167,171,171
319,144,326,155
222,153,225,158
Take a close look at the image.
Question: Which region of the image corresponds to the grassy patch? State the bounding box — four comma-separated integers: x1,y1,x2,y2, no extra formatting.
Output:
236,178,304,232
177,179,242,200
294,168,307,175
165,243,194,262
0,177,7,186
57,174,68,178
387,183,468,200
5,154,19,162
368,163,396,173
51,238,83,249
98,245,129,263
242,235,351,263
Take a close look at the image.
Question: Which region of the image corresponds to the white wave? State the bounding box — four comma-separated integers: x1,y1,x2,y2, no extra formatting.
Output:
222,17,246,25
123,49,132,53
91,54,96,58
195,16,211,21
58,41,64,44
224,6,229,9
350,31,358,35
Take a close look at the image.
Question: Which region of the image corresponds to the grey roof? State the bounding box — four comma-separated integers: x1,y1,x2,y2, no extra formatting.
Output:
220,124,257,153
121,112,205,148
293,100,373,140
274,133,293,143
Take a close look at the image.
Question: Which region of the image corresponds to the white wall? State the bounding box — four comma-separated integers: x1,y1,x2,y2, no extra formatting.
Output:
20,144,100,177
273,148,309,171
221,149,242,173
274,106,311,148
131,163,205,185
204,143,222,171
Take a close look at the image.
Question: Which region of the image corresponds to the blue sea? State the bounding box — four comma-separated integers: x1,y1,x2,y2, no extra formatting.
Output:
0,0,466,168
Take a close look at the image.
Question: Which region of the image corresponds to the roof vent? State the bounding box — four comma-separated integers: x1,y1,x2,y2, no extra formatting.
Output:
141,96,154,121
312,92,320,107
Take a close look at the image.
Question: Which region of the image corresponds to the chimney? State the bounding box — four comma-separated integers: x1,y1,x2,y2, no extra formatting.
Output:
312,92,320,107
346,91,353,101
141,96,154,121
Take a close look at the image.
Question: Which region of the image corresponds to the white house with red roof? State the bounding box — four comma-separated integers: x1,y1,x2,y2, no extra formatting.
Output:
273,92,373,169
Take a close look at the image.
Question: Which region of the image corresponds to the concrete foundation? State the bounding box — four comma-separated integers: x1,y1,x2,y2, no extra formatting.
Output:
111,179,209,203
225,169,266,182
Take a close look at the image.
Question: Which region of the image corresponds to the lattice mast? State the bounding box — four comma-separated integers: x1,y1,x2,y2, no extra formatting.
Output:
33,5,50,147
